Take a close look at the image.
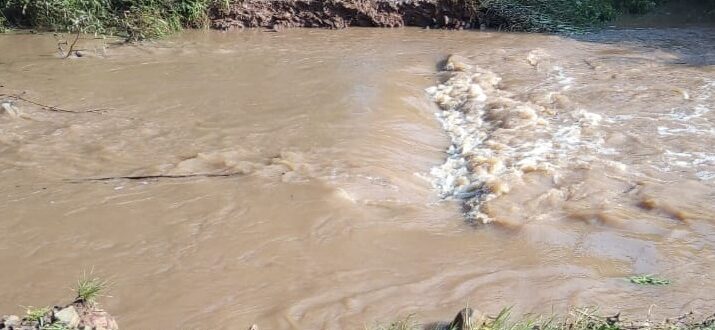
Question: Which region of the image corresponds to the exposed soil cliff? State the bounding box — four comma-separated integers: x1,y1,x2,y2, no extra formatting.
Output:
210,0,482,30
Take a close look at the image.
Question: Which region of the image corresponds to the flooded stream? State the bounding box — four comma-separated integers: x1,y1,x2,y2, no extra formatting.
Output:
1,27,714,328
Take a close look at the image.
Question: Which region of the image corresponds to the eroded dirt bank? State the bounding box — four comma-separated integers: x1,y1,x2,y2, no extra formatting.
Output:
210,0,481,30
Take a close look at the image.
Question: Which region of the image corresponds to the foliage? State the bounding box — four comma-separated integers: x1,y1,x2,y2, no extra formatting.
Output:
41,323,71,330
1,0,113,33
0,0,217,38
24,306,50,322
120,0,181,40
629,274,671,285
477,0,683,32
480,0,618,32
0,0,683,38
75,271,109,305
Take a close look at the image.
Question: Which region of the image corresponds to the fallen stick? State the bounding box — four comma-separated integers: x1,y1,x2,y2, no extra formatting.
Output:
70,172,246,182
1,93,110,114
65,30,81,58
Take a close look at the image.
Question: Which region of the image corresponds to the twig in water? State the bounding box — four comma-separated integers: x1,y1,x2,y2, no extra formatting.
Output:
71,171,247,183
1,93,110,114
65,30,81,58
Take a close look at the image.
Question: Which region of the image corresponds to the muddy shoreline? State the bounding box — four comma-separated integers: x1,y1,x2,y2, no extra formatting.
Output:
210,0,482,30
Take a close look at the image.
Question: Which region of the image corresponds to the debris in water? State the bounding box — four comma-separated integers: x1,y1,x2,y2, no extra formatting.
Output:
1,102,20,118
629,274,671,285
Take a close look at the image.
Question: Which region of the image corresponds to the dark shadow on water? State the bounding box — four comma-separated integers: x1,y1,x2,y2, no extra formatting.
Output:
570,26,715,67
567,0,715,67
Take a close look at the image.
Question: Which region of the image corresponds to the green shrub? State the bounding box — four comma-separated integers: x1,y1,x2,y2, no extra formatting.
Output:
119,0,182,40
481,0,617,32
2,0,114,33
175,0,209,27
0,0,213,38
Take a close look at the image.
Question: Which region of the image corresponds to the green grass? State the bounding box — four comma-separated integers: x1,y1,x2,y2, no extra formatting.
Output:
479,0,619,32
629,274,671,285
477,0,675,32
75,271,109,305
0,0,219,39
24,305,50,322
41,323,71,330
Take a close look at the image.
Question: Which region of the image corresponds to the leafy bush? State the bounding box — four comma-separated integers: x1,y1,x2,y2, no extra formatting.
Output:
481,0,617,32
0,0,215,38
119,0,182,40
2,0,114,32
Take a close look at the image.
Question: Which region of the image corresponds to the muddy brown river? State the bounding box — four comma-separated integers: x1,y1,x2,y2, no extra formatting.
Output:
1,27,714,329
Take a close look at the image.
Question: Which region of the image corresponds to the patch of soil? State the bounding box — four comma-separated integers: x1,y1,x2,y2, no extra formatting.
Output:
210,0,482,30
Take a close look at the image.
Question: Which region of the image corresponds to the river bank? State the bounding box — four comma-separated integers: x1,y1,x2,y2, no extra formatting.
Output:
0,276,117,330
374,307,715,330
1,0,679,39
209,0,478,31
1,304,117,330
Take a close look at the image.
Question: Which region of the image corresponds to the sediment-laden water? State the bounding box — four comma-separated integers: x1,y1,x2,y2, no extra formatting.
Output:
0,27,713,328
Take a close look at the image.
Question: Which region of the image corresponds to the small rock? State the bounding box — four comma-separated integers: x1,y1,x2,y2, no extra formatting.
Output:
75,50,84,57
81,309,118,330
449,308,473,330
55,306,81,328
4,315,20,327
444,54,472,72
248,325,259,330
1,102,20,118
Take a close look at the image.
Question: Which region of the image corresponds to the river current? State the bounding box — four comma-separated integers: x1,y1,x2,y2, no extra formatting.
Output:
0,27,714,328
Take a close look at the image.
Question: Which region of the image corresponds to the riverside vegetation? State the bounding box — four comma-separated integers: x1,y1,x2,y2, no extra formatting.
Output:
1,0,711,39
0,273,117,330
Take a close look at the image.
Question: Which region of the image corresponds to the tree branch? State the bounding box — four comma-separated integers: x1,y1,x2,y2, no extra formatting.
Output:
70,172,247,182
1,93,110,114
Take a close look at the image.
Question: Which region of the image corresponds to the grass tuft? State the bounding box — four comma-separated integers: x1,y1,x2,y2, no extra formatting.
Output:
75,270,109,305
24,305,50,322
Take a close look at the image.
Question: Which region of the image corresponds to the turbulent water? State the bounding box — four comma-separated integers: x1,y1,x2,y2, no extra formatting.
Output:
0,27,714,328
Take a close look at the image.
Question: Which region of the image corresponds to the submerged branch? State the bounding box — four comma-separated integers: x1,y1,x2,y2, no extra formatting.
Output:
0,93,110,114
65,30,81,58
71,172,247,182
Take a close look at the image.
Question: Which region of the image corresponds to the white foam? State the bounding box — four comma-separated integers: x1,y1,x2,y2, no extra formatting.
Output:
427,55,613,223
